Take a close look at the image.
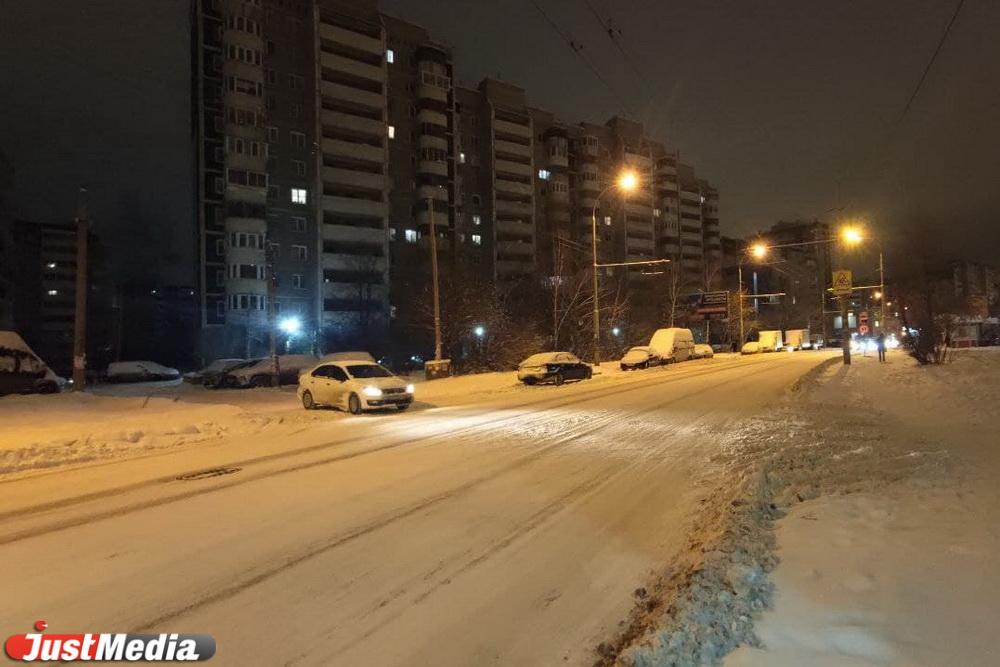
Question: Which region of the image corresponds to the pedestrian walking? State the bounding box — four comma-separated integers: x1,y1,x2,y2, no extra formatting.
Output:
876,332,887,362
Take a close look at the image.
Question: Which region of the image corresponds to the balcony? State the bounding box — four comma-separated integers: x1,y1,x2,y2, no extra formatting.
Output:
418,134,448,152
225,277,267,296
417,84,448,103
661,243,681,256
321,52,384,82
494,179,532,196
496,259,533,275
624,152,652,168
494,138,531,159
321,195,387,219
418,160,448,177
322,138,384,164
322,112,385,139
322,224,385,245
322,167,385,192
497,219,534,236
323,281,388,301
320,23,382,55
321,253,388,272
497,240,534,255
417,108,448,127
493,118,531,139
494,159,532,177
495,199,534,216
225,246,266,266
224,217,267,234
625,201,653,216
321,81,385,110
417,185,449,202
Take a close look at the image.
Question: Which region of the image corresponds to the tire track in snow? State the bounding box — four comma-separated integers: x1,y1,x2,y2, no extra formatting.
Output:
0,359,779,545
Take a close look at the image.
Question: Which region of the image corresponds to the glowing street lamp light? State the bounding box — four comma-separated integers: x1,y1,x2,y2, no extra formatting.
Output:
616,170,639,192
611,326,621,336
873,291,883,300
473,325,486,338
840,225,864,247
750,242,768,260
279,317,301,335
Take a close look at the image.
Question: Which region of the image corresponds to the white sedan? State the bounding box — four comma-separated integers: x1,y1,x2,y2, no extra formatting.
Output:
298,361,414,414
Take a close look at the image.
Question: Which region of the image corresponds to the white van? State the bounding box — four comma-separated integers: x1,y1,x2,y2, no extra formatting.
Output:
648,328,695,363
758,330,784,353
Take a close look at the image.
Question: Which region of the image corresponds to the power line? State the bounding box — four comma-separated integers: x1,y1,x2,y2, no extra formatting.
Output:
526,0,632,114
582,0,643,81
896,0,966,125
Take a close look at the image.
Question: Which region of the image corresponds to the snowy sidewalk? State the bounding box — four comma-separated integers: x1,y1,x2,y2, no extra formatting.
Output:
726,349,1000,667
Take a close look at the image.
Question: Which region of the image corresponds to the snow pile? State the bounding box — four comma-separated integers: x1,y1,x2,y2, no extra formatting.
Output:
613,352,967,666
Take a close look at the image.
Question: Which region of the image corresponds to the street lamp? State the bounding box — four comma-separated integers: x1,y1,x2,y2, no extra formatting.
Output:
611,326,621,337
738,243,768,348
590,169,639,366
473,325,485,338
279,317,301,335
840,225,864,247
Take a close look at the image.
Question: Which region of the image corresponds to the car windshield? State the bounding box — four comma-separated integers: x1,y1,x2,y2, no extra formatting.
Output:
346,364,393,379
232,359,264,371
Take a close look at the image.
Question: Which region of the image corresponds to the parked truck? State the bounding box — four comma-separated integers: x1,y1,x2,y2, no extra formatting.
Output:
784,329,810,351
757,330,784,353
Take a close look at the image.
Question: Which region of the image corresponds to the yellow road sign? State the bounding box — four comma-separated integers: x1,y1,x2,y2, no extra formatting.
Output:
832,269,853,296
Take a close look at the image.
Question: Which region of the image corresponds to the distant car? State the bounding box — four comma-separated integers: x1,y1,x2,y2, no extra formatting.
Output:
183,358,244,384
517,352,592,386
105,361,180,383
219,354,319,388
620,346,660,370
0,331,65,395
692,344,714,359
298,361,414,414
741,342,761,355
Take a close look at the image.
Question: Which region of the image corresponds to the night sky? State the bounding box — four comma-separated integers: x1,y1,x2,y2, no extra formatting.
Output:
384,0,1000,260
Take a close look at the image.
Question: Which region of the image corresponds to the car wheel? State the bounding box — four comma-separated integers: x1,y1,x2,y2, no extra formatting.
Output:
301,391,315,410
522,377,537,386
585,368,593,380
554,372,565,386
396,403,410,412
348,393,362,415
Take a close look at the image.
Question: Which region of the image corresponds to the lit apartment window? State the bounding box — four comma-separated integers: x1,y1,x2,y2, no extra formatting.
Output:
604,216,612,226
653,208,662,218
47,289,58,296
388,125,395,139
472,214,481,226
291,188,307,204
388,228,397,242
404,229,418,243
386,48,395,64
45,262,57,269
537,169,551,180
459,152,466,164
471,234,482,245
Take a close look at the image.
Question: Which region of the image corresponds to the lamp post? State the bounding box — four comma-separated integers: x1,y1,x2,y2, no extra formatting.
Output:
590,170,638,366
737,242,768,349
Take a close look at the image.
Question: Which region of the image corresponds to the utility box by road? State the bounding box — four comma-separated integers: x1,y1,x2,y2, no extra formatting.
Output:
425,359,452,380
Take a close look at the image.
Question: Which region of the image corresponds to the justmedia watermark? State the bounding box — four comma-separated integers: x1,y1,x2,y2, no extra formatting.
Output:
5,621,216,662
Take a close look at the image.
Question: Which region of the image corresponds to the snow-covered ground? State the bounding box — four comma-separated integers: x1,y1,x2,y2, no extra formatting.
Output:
0,351,828,666
0,355,736,477
612,348,1000,667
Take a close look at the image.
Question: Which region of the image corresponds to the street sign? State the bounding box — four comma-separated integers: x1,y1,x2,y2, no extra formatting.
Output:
697,290,729,315
859,324,870,335
832,270,853,297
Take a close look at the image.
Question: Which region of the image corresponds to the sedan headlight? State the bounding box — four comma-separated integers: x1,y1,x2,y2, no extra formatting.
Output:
405,383,415,394
362,385,383,397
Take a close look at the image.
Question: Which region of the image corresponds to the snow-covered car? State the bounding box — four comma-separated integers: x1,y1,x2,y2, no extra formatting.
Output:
648,328,695,363
105,361,180,383
741,342,761,355
620,346,660,370
183,358,244,384
0,331,64,395
692,344,714,359
517,352,592,386
218,354,319,388
298,361,414,413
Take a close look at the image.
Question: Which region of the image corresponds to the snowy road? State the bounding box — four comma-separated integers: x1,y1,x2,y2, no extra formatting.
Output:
1,352,833,665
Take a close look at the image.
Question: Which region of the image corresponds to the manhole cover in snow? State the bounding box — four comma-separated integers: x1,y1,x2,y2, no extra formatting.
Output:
176,467,242,481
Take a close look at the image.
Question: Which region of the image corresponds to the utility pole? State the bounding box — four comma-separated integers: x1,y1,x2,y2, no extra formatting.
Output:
267,245,280,386
840,295,851,365
878,250,886,331
591,203,601,366
72,188,89,390
428,197,442,362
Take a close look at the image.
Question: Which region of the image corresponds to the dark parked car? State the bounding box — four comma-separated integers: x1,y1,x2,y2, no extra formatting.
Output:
517,352,592,386
619,346,661,370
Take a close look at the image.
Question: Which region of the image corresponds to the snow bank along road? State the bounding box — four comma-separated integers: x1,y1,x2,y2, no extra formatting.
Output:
0,352,833,666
